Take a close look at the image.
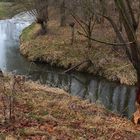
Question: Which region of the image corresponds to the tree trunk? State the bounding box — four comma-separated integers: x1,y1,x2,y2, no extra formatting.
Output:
133,75,140,124
118,13,123,32
41,22,47,34
37,18,47,35
136,84,140,105
87,21,92,49
100,0,107,23
114,0,140,124
60,0,66,27
71,26,75,45
87,36,92,49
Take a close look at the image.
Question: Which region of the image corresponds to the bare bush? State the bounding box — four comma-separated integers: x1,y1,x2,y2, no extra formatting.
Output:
0,74,26,123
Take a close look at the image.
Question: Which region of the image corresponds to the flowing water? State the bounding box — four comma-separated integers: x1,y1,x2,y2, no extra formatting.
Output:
0,12,136,118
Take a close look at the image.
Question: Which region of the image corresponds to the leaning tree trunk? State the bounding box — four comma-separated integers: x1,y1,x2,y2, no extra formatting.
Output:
37,18,47,35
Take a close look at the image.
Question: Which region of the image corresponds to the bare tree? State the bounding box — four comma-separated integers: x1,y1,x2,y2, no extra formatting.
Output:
69,0,96,49
78,0,140,123
35,0,49,34
114,0,140,124
15,0,140,123
16,0,49,34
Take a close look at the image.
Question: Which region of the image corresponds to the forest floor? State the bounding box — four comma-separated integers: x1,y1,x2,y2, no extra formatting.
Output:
20,19,137,86
0,75,140,140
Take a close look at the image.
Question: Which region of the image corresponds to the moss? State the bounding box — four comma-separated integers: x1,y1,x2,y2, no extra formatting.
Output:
21,23,36,41
0,2,24,19
0,2,12,19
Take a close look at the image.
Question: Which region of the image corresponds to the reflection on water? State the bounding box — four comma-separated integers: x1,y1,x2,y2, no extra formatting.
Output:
31,69,136,118
0,12,136,118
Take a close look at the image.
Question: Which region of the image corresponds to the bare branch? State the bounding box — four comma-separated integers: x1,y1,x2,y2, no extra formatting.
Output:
78,31,134,46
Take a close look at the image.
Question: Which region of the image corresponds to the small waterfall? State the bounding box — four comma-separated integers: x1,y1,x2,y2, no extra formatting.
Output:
0,12,35,72
0,12,34,41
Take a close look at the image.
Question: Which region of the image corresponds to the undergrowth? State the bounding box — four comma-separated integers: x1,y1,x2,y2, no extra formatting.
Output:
0,75,140,139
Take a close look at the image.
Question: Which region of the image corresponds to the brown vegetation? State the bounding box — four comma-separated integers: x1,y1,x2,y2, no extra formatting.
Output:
19,0,140,125
20,20,137,85
0,74,140,139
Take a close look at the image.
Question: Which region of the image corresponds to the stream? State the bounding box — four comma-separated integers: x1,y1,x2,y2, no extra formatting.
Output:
0,12,136,118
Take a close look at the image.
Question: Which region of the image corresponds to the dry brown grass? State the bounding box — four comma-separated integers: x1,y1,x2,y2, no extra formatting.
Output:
20,19,137,85
0,77,140,139
0,2,24,20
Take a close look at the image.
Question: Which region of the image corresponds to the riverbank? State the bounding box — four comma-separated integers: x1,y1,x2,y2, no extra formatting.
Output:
0,2,12,19
0,74,140,139
0,2,23,19
20,21,137,86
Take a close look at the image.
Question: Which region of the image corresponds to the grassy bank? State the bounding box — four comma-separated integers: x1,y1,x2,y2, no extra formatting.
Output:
20,21,137,85
0,75,140,139
0,2,23,19
0,2,12,19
